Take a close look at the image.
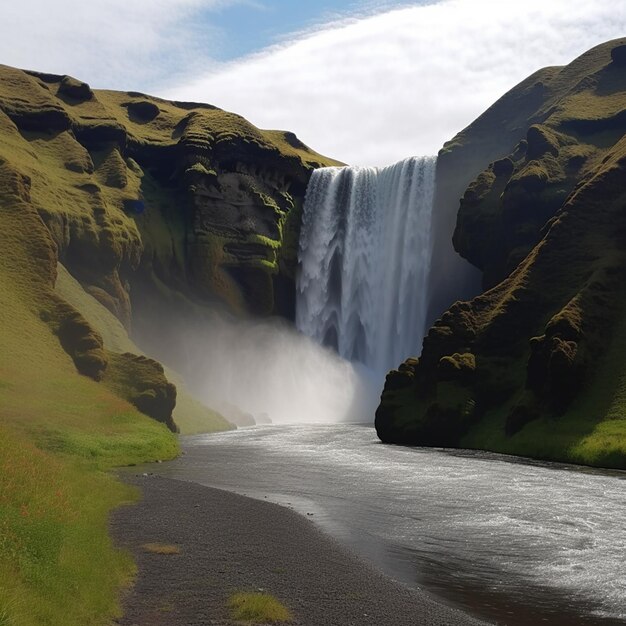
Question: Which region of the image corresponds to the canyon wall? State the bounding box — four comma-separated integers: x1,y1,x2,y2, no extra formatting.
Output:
376,38,626,468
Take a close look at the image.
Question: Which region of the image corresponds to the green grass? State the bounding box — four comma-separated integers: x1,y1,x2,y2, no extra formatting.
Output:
0,187,178,624
463,404,626,469
0,292,178,625
0,427,144,626
228,592,293,623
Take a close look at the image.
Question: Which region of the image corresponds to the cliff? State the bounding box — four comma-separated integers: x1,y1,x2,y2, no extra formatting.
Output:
376,38,626,468
0,64,338,433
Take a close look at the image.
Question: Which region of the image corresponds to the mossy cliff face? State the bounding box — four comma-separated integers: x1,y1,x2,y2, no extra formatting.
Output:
0,65,338,324
0,63,337,431
376,39,626,468
0,122,179,431
0,64,339,625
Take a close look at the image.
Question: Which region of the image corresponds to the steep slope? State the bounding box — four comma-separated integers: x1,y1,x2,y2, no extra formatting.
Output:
0,145,178,624
376,38,626,468
54,263,231,434
0,64,337,624
0,63,339,429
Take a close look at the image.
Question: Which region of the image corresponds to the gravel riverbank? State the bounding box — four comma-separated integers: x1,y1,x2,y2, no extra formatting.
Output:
110,474,489,626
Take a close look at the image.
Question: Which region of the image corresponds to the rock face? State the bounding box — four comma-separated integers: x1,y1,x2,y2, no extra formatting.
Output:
0,65,338,326
376,38,626,468
0,63,338,429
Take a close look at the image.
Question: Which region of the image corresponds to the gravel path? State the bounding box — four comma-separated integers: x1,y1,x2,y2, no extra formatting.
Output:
110,474,490,626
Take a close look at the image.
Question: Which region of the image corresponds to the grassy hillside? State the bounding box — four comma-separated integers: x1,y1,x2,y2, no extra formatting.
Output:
0,63,338,624
0,283,178,625
377,39,626,468
0,162,178,624
55,263,231,434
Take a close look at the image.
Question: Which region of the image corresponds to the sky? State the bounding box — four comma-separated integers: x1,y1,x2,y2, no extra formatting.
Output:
3,0,625,165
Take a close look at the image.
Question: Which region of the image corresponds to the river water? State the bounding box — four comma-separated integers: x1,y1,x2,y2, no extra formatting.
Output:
149,424,626,626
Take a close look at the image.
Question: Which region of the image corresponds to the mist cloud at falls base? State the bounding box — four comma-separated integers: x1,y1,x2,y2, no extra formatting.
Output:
170,313,381,425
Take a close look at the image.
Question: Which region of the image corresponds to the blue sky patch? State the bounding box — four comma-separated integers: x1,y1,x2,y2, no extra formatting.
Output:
202,0,424,61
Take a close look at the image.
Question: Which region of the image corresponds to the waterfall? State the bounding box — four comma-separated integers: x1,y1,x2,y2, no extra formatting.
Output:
296,156,436,375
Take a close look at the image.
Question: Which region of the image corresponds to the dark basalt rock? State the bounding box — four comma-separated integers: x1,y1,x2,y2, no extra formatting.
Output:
525,125,559,160
106,353,177,432
283,131,307,150
7,107,71,132
505,404,539,436
73,121,127,147
54,304,108,381
125,100,160,122
493,157,514,178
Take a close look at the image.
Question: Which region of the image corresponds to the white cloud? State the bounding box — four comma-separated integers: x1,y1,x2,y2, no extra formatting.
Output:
162,0,626,165
1,0,239,90
3,0,624,165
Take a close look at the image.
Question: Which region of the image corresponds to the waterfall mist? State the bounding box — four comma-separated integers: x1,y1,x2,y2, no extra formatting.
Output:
142,310,379,426
296,156,436,377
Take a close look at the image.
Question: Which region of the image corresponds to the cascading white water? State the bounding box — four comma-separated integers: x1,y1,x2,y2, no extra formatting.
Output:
296,156,436,375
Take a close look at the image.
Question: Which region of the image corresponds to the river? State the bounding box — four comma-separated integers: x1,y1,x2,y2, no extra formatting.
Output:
147,424,626,626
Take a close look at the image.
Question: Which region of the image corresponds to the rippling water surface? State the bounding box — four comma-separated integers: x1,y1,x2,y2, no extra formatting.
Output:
149,425,626,625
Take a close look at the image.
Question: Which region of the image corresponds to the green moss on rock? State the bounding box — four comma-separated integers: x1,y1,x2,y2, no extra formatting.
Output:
0,62,339,332
54,303,108,381
104,352,177,432
58,75,93,101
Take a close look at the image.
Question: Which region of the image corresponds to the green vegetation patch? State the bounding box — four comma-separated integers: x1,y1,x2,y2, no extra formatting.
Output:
0,426,140,626
228,592,293,623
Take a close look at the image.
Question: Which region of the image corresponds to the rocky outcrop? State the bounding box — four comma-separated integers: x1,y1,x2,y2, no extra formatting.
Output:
376,38,626,468
53,304,108,381
104,353,177,432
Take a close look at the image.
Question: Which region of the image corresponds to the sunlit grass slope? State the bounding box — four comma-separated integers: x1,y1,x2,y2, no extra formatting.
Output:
0,144,177,625
0,302,177,625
